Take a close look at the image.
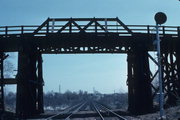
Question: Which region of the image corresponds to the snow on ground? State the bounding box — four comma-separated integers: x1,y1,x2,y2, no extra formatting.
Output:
125,106,180,120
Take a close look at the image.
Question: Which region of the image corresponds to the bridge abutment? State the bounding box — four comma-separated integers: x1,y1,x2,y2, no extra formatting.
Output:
127,44,153,114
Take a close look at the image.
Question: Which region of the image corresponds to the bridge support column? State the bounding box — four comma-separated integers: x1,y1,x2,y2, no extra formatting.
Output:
177,32,180,99
176,29,180,99
176,48,180,99
0,53,5,113
127,45,153,114
37,53,44,114
161,52,177,106
160,38,180,106
16,48,44,118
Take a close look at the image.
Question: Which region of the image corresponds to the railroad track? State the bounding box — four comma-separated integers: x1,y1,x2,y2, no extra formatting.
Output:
46,101,87,120
34,101,127,120
92,102,127,120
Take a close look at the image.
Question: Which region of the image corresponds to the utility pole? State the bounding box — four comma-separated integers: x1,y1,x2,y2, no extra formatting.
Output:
154,12,167,120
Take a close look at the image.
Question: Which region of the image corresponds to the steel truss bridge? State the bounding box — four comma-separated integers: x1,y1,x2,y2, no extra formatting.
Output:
0,17,180,118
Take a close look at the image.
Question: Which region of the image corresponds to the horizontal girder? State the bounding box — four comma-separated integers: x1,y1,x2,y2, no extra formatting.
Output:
0,78,16,84
1,32,178,53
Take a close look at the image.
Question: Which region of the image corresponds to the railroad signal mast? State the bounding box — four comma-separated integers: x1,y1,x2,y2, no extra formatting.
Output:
154,12,167,120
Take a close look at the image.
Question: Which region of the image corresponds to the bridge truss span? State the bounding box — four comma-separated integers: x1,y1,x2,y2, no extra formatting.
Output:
0,17,179,36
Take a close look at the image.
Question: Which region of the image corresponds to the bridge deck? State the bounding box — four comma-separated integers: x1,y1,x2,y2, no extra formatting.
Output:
0,18,179,53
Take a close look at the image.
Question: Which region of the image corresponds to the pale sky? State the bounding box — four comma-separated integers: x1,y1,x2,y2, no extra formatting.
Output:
1,0,180,93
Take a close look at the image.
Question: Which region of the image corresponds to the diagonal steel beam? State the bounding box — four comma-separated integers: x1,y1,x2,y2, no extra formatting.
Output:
151,70,158,82
151,83,158,92
152,87,160,98
95,21,107,32
57,21,71,33
116,17,133,34
71,21,84,32
148,53,158,65
33,18,50,34
82,19,94,31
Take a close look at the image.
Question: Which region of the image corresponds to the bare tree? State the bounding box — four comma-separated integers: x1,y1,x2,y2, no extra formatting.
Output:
4,59,14,78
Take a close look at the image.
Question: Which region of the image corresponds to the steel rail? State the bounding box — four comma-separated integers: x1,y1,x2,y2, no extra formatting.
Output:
64,102,86,120
46,102,84,120
96,103,127,120
92,102,105,120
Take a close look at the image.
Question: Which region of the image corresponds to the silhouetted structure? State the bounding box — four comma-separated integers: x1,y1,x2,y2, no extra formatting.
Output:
0,18,180,117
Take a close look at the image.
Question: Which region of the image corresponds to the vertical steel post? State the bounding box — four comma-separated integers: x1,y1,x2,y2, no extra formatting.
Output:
21,26,24,35
46,18,49,35
156,23,165,118
5,27,8,38
51,19,55,33
69,18,72,34
105,18,108,33
95,18,97,33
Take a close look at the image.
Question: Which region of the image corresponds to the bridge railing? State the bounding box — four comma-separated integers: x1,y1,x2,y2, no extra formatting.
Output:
128,25,180,37
0,25,179,36
0,18,180,37
0,25,39,36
